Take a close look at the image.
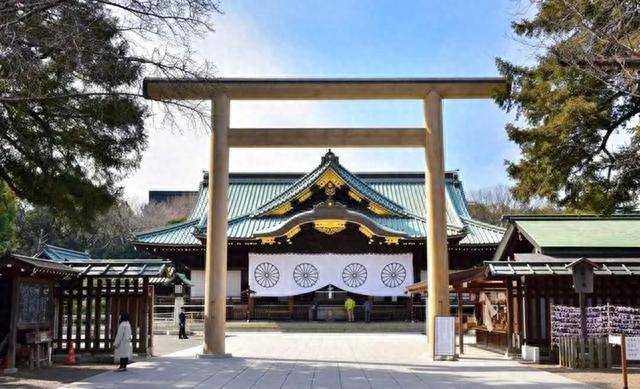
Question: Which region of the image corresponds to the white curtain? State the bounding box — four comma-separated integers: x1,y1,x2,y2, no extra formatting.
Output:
248,253,413,297
479,292,498,331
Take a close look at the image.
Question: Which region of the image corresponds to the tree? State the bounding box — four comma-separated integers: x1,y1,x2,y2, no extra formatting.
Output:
0,1,219,226
496,0,640,213
468,184,563,226
0,181,17,252
14,195,196,257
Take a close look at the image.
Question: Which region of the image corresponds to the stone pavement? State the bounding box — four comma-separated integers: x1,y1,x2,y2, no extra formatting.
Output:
61,333,590,388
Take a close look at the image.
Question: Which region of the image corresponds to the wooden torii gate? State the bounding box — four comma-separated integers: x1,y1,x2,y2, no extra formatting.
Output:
143,77,505,359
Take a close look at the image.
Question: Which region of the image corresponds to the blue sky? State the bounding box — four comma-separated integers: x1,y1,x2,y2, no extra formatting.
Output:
124,0,533,203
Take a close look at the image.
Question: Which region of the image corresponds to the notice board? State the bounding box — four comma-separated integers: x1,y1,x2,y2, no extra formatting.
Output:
627,337,640,360
434,316,456,357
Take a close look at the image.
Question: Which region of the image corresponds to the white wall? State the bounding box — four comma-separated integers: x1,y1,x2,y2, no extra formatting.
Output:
190,270,242,298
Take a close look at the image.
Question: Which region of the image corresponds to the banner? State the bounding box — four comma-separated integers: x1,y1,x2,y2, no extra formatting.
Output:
248,253,413,297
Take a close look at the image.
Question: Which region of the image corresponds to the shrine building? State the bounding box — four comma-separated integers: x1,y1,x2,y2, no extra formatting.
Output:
133,151,504,320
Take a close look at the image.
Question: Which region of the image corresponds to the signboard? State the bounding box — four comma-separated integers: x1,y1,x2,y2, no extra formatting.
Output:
609,335,622,345
626,337,640,361
434,316,456,357
18,281,52,326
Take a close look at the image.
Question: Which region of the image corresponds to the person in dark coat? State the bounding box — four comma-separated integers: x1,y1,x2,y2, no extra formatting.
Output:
178,308,188,339
363,299,372,323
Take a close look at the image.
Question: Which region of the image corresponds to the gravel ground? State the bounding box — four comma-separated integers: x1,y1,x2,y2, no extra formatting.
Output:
530,363,640,389
0,364,113,389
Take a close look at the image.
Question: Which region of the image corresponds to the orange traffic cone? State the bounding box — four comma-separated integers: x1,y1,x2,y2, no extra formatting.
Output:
64,342,77,365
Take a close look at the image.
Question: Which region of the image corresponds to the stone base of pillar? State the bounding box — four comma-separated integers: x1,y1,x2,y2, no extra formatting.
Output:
432,354,458,361
197,352,232,359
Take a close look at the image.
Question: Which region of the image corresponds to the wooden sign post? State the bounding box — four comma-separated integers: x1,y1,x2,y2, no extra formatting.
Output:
622,335,640,389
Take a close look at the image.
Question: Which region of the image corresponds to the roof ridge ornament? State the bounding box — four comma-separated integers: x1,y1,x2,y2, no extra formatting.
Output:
321,149,338,164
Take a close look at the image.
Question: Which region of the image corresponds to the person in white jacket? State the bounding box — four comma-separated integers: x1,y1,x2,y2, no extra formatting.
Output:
113,313,132,371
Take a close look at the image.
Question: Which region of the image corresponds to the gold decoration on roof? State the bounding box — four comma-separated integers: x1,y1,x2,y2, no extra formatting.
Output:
285,226,301,239
313,219,346,235
368,202,391,216
324,182,336,198
315,169,345,188
358,225,374,239
260,237,276,245
384,237,401,245
297,190,312,203
268,202,293,215
348,190,362,202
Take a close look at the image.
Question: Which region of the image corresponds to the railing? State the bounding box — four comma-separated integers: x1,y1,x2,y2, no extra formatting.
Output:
155,304,424,322
558,336,612,368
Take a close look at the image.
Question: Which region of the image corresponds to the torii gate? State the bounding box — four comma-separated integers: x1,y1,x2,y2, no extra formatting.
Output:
143,77,505,359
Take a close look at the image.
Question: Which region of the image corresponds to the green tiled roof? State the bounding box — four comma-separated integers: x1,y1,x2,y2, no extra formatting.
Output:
37,243,91,261
134,152,504,246
515,217,640,248
135,219,201,245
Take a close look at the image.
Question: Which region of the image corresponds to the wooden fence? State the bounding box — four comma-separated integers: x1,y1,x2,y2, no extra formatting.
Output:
54,277,154,355
558,336,612,368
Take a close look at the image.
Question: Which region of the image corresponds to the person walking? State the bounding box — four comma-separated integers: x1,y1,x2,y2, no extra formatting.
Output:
344,297,356,322
363,299,372,323
178,307,188,339
113,313,132,372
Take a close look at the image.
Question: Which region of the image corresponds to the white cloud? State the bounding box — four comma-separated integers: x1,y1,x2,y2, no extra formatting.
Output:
121,12,430,204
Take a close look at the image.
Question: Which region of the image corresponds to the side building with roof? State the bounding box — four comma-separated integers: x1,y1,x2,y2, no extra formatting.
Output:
483,214,640,356
133,151,505,320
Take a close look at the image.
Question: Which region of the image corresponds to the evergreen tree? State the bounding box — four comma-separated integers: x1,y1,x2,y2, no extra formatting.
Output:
0,181,17,252
1,1,218,226
496,0,640,213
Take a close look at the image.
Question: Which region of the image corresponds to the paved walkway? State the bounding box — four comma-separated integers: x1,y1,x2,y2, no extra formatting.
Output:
62,333,589,388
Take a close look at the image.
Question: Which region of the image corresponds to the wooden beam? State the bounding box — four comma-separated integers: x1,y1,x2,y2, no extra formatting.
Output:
143,77,506,100
228,128,425,148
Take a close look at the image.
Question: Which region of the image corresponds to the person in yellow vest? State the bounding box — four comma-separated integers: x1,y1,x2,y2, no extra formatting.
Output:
344,297,356,322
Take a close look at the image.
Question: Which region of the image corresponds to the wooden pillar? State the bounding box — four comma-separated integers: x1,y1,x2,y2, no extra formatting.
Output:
148,285,155,356
6,276,20,372
84,277,93,351
506,280,514,354
94,279,102,353
424,90,450,357
202,93,230,357
140,278,149,355
457,291,464,355
288,296,294,320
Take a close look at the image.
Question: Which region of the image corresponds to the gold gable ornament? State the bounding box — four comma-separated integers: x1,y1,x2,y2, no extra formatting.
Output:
313,219,347,235
315,169,345,189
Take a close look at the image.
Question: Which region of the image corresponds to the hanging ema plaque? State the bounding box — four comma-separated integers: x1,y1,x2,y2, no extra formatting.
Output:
434,316,456,359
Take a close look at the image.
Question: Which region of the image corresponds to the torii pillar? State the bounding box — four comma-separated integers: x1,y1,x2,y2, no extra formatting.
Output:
201,94,231,357
424,90,450,357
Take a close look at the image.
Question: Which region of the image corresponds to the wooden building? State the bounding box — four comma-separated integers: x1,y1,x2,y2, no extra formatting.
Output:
133,151,505,320
0,254,78,372
484,215,640,357
0,247,174,371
